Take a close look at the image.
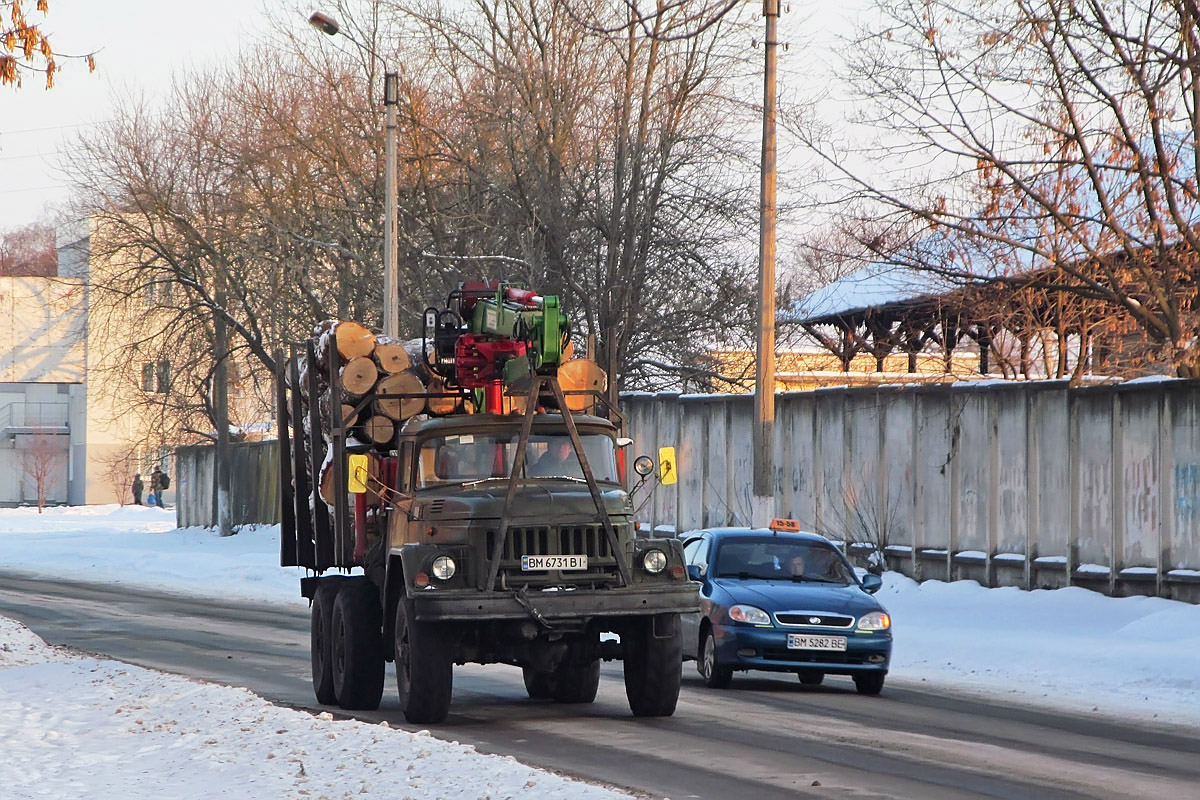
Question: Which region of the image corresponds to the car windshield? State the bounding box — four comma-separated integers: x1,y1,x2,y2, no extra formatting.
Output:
713,538,854,584
417,432,618,488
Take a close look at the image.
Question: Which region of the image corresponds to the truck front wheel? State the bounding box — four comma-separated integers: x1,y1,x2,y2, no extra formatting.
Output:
331,578,385,710
623,613,683,717
394,601,453,724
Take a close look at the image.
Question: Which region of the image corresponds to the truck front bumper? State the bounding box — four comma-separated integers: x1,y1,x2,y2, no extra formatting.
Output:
410,581,700,623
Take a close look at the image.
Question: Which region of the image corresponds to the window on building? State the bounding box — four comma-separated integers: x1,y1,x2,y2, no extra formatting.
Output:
142,361,171,393
155,360,171,393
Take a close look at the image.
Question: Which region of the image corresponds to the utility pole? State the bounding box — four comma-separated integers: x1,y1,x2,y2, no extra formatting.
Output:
383,72,400,339
214,268,232,536
753,0,778,499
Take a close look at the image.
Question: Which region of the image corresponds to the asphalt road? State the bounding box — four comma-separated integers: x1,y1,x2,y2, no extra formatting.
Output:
2,570,1198,800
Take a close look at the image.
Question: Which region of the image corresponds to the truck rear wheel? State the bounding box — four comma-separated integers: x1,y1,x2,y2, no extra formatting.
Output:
394,601,453,724
310,579,341,705
522,667,554,700
331,578,385,711
552,659,601,704
623,613,683,717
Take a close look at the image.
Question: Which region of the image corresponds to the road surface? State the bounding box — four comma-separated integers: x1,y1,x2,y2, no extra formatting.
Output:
2,571,1197,800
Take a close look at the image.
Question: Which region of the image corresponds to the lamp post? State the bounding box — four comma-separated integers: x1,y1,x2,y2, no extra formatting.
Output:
309,11,400,340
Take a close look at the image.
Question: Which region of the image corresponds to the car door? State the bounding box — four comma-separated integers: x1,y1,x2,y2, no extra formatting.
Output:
679,534,710,658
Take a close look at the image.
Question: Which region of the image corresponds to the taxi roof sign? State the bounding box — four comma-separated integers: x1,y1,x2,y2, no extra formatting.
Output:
768,518,800,533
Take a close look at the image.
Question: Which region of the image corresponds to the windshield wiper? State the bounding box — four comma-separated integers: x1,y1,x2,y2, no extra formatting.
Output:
459,477,510,488
789,575,844,584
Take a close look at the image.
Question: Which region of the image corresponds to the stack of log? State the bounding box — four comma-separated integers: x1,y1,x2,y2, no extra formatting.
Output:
291,319,462,508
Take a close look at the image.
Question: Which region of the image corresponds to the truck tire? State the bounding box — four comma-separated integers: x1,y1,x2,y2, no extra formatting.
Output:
331,578,385,711
623,613,683,717
394,601,453,724
552,659,601,704
310,580,341,705
522,668,554,700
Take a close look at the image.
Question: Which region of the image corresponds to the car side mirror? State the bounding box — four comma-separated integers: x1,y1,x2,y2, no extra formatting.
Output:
686,564,704,582
860,573,882,594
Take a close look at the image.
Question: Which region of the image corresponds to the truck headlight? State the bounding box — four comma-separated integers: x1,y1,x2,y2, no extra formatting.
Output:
641,549,667,574
431,555,457,580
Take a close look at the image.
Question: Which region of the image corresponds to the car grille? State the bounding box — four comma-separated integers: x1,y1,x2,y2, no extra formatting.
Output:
761,649,884,665
775,612,854,628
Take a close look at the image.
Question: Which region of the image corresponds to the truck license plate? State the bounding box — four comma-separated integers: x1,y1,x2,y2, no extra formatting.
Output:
521,555,588,571
787,634,847,651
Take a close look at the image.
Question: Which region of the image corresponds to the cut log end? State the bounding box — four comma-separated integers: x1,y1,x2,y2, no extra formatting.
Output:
334,320,377,361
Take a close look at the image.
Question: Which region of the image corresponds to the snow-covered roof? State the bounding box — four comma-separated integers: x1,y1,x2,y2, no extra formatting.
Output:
784,132,1200,325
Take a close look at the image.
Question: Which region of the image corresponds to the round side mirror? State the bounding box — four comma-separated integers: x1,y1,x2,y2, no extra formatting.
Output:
633,455,655,477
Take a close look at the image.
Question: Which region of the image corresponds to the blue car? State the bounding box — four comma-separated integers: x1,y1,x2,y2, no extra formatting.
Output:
679,522,892,694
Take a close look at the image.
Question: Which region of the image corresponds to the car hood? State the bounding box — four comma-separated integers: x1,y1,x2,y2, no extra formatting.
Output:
712,579,885,616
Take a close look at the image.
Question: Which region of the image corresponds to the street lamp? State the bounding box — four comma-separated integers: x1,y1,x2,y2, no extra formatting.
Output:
309,11,400,340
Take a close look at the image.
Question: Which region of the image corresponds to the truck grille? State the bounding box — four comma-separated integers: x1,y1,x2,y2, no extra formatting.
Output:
487,525,613,560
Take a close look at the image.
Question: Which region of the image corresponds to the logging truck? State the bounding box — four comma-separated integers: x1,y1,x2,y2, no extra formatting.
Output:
277,281,697,723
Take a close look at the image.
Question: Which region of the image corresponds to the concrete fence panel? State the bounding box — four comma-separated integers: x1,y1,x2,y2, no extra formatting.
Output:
624,379,1200,602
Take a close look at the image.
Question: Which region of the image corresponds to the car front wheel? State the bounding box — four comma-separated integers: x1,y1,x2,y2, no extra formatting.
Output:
853,672,886,695
798,670,824,686
698,627,732,689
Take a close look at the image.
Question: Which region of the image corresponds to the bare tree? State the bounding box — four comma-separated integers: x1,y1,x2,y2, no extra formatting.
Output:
22,431,60,511
374,0,760,390
97,445,138,506
801,0,1200,377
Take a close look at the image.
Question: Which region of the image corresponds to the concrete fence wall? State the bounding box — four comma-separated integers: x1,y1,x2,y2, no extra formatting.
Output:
624,379,1200,602
176,440,280,530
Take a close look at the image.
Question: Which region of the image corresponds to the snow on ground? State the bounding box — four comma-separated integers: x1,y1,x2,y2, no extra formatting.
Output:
0,619,631,800
2,505,1199,798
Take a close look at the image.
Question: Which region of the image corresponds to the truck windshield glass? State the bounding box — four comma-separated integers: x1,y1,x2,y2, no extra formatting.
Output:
418,433,618,487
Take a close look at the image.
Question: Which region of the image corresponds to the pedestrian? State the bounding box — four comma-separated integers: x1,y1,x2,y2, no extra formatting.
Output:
149,467,163,507
131,473,143,505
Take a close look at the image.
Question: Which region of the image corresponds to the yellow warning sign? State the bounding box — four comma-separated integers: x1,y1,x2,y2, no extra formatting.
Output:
347,454,369,494
658,446,678,486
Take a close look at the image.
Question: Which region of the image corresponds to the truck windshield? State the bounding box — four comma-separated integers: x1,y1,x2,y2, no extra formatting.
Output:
417,432,619,487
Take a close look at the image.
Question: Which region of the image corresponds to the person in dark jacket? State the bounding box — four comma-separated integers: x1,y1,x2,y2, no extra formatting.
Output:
131,473,143,505
149,468,163,507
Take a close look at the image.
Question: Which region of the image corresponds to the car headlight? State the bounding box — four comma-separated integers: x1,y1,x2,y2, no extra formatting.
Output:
641,549,667,574
431,555,456,580
857,611,891,630
728,604,771,625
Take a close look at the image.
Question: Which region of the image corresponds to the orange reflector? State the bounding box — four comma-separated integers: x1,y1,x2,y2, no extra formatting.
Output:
669,564,686,580
413,572,430,588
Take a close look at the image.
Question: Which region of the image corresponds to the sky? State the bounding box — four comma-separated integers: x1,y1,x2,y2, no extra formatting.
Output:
0,0,279,228
1,504,1198,797
0,0,869,234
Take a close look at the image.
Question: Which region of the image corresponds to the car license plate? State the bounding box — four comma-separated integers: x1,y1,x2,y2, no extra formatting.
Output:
787,634,847,651
521,555,588,571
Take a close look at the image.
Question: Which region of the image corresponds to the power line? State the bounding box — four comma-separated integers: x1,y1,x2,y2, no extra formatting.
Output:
0,184,66,195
